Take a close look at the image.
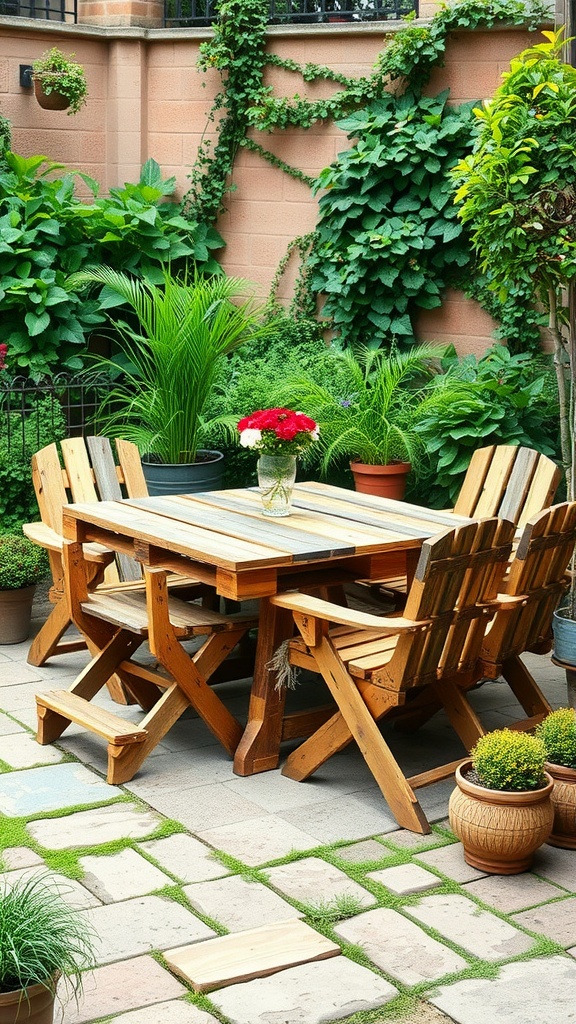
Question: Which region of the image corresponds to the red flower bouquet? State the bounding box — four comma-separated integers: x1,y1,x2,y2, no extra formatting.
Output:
237,408,318,456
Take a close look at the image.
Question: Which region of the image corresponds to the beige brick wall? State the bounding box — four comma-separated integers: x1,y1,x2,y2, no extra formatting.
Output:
0,20,544,352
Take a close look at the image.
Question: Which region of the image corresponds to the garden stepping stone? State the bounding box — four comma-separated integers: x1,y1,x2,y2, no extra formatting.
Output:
415,843,489,882
512,896,576,946
209,956,398,1024
103,1002,219,1024
0,762,115,816
56,954,188,1024
1,846,44,870
183,874,304,932
139,833,230,883
334,907,467,985
367,863,443,895
0,731,65,768
265,856,376,910
462,872,566,913
430,954,576,1024
383,829,449,851
197,815,320,866
83,894,216,965
164,918,340,992
79,848,174,902
27,803,163,849
0,713,26,736
532,845,576,891
334,839,389,863
404,894,534,960
3,866,100,909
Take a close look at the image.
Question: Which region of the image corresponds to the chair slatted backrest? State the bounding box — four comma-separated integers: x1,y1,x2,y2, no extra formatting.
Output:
31,437,147,584
481,502,576,670
370,517,514,693
453,445,562,528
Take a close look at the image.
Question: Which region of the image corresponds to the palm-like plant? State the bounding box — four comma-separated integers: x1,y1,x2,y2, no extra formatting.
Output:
275,343,471,477
72,268,276,464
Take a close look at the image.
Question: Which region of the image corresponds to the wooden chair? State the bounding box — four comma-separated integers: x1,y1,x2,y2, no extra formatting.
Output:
36,539,258,785
269,517,515,834
364,444,562,603
391,502,576,740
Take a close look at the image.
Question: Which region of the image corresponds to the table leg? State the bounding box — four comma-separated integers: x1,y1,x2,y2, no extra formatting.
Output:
233,597,293,776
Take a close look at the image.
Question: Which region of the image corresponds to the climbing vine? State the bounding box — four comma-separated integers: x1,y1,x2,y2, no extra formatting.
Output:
184,0,550,349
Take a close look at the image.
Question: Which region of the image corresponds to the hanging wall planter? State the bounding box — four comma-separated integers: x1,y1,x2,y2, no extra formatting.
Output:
31,48,88,116
34,78,70,111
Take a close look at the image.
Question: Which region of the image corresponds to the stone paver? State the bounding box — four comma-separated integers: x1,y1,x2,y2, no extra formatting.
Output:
0,731,65,768
431,954,576,1024
197,815,320,866
266,856,376,910
139,834,230,883
405,894,534,960
210,956,398,1024
84,895,216,964
126,782,264,833
334,907,467,985
1,846,44,869
3,867,100,909
0,762,116,815
512,896,576,946
382,829,450,852
463,872,566,913
280,792,398,843
334,839,389,863
415,844,489,883
55,955,187,1024
533,845,576,891
27,804,163,849
183,874,303,932
79,848,174,902
107,1002,219,1024
0,713,25,735
367,863,443,895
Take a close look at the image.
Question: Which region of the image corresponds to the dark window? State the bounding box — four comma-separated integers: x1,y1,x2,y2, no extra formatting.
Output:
165,0,417,27
0,0,77,21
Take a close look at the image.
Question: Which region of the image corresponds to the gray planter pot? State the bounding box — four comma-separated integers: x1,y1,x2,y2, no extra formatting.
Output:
552,606,576,667
0,585,36,645
141,450,224,496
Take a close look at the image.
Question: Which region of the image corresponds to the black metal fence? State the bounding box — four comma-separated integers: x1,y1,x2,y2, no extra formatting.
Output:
165,0,417,27
0,0,77,19
0,373,115,460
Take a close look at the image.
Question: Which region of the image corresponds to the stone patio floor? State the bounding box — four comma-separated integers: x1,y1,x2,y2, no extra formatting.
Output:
1,590,576,1024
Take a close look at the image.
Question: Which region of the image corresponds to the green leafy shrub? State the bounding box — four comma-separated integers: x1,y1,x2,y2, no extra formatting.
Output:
32,47,88,116
471,729,548,791
536,708,576,769
0,872,96,996
0,394,66,532
0,534,47,590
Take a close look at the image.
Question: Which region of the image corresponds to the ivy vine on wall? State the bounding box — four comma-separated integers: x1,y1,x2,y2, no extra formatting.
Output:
184,0,549,350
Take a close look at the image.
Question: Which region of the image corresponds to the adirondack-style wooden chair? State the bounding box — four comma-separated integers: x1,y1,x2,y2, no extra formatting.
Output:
364,444,562,604
393,502,576,740
23,437,206,698
269,517,516,834
36,539,258,785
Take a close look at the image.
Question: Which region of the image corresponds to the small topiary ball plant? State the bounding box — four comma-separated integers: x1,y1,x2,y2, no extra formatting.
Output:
470,728,548,791
0,534,46,591
536,708,576,769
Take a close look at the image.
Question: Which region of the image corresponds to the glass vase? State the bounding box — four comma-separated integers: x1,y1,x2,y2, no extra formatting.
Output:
257,454,297,517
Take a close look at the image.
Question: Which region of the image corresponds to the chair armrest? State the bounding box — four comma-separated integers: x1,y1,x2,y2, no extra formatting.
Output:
22,523,115,565
270,592,429,634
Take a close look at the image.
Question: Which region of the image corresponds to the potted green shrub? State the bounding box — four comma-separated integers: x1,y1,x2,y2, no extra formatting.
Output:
535,708,576,849
449,729,554,874
0,534,46,645
32,48,88,115
72,267,278,495
0,873,96,1024
275,343,471,498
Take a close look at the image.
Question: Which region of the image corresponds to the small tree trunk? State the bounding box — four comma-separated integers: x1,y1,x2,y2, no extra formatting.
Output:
549,284,572,493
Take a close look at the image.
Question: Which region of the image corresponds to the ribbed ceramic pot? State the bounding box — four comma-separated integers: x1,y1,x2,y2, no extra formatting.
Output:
449,760,554,874
545,761,576,849
350,461,411,499
0,586,36,645
0,980,55,1023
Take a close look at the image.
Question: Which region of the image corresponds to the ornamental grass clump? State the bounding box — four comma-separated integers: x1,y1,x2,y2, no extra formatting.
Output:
0,535,46,591
471,729,548,791
536,708,576,769
0,873,96,997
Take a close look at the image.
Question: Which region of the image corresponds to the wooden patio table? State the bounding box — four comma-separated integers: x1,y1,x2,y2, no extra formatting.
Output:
62,481,472,776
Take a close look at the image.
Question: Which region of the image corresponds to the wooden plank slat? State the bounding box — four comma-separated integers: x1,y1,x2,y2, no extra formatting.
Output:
36,690,147,745
86,437,143,583
297,481,473,526
114,438,149,498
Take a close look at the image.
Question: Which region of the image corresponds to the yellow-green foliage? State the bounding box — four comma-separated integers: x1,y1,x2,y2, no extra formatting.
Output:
471,729,547,791
536,708,576,769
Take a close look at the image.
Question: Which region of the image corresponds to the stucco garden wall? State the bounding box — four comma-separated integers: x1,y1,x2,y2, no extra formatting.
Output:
0,18,544,353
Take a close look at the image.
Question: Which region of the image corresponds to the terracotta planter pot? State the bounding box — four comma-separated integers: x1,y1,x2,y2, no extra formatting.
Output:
350,461,411,499
0,980,55,1023
545,761,576,849
33,79,70,111
449,760,554,874
0,586,36,645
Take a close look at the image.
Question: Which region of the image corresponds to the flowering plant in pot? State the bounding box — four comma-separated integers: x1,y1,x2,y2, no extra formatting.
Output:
0,534,47,645
0,873,96,1023
535,708,576,848
238,407,318,516
32,48,88,115
449,728,554,874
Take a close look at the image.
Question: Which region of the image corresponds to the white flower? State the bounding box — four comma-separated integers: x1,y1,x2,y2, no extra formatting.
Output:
239,428,262,449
